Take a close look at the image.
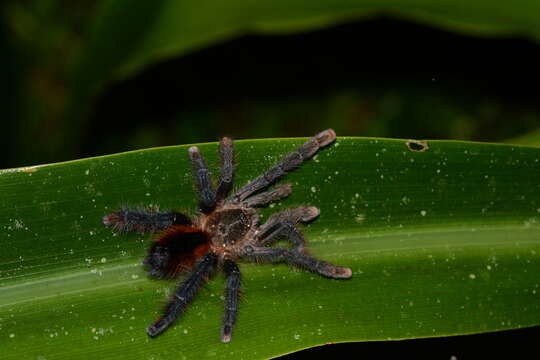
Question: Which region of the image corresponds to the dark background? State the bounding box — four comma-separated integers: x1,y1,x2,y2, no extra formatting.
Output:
283,327,538,359
1,2,539,359
2,3,539,169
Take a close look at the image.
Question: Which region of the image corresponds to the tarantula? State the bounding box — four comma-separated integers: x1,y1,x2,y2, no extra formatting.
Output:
102,129,352,343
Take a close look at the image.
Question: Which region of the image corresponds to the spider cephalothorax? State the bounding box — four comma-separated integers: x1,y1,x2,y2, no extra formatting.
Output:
102,129,352,343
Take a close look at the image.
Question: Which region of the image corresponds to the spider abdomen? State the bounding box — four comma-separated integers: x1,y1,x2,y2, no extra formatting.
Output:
204,207,257,246
145,226,210,278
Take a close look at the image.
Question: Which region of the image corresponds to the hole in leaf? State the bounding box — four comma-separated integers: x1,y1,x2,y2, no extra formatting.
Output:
406,140,429,152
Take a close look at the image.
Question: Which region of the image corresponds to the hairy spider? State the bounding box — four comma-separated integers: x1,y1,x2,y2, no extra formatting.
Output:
102,129,352,343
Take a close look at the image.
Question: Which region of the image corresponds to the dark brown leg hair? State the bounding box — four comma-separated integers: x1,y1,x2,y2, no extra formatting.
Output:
243,246,352,279
102,207,192,233
260,225,305,251
221,259,241,343
147,253,217,338
188,146,216,213
216,137,234,202
232,129,336,202
255,206,320,251
242,184,292,208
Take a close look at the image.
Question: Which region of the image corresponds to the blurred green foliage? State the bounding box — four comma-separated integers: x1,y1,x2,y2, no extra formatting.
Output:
1,0,539,169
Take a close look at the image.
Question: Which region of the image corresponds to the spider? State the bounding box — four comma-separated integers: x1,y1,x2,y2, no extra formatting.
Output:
102,129,352,343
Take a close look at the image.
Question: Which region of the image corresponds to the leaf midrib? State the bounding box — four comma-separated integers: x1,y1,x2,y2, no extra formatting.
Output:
2,224,538,307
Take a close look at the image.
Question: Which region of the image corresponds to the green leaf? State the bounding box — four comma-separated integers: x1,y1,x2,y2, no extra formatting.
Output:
505,128,540,147
72,0,540,103
1,137,539,359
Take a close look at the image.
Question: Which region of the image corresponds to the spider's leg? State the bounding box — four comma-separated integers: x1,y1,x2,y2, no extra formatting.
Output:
216,137,234,202
188,146,217,213
147,253,217,338
241,184,292,208
102,207,191,233
243,246,352,279
221,259,241,343
232,129,336,203
253,206,319,251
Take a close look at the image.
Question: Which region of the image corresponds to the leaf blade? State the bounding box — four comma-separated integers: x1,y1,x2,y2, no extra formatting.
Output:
1,137,539,359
